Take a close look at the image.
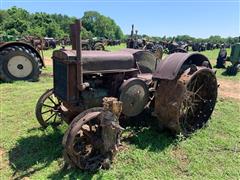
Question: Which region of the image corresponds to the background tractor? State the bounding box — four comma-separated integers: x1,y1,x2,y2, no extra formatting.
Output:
35,20,218,171
79,38,105,50
163,40,189,54
0,35,45,82
126,24,145,49
21,36,57,50
226,43,240,75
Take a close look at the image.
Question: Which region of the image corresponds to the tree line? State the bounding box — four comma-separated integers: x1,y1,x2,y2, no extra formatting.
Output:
0,6,238,44
147,35,239,45
0,7,124,40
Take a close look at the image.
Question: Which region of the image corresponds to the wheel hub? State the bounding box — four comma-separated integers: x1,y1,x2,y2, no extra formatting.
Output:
7,56,33,78
17,64,24,70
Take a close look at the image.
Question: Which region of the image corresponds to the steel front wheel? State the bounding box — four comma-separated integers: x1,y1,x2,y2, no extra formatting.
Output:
35,89,63,128
63,108,105,171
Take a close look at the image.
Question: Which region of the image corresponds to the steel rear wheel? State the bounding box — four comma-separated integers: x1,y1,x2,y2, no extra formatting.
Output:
179,69,218,134
35,89,63,128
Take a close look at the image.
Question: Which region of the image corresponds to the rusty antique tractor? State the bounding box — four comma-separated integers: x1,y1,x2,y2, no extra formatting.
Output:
35,20,218,171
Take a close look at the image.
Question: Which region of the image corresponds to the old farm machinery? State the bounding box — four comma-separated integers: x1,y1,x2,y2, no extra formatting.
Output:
81,39,105,51
35,20,218,171
0,36,45,82
226,43,240,75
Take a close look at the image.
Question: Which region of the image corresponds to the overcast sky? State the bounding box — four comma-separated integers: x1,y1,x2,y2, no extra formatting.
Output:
1,0,239,38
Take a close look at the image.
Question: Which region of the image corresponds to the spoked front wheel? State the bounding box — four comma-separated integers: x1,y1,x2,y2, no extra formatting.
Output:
63,107,105,171
35,89,63,128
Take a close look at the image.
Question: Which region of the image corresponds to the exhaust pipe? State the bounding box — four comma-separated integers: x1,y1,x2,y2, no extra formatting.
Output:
70,19,88,91
131,24,134,37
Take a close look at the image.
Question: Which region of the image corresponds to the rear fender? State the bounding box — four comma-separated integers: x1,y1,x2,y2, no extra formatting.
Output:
152,52,212,80
0,42,45,67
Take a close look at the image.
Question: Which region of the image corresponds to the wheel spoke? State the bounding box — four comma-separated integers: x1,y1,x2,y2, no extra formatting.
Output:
41,109,52,115
48,96,57,105
191,77,198,91
81,127,92,138
45,113,56,122
194,84,204,95
43,104,54,108
53,113,57,123
87,121,93,132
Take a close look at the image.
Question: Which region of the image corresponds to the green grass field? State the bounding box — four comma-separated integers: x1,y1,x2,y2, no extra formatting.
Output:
0,46,240,179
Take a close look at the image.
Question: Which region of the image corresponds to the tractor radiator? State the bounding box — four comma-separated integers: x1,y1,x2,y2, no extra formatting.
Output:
53,59,78,102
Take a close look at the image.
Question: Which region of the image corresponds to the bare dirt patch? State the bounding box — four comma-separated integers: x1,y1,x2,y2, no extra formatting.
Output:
218,79,240,100
0,147,8,170
43,58,52,66
40,73,53,77
0,147,5,157
171,146,190,176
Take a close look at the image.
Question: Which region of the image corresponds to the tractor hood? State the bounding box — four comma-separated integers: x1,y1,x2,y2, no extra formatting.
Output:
53,49,136,73
53,48,155,73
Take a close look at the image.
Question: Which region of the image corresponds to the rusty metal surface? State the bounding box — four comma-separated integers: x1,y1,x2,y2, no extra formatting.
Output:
154,79,185,133
133,50,156,73
154,66,217,135
137,73,153,84
63,98,123,171
53,48,157,74
70,24,77,50
53,50,136,73
53,49,134,60
153,52,211,80
119,78,149,117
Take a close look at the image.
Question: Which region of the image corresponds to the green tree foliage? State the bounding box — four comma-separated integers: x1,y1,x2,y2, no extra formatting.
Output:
2,7,30,35
134,34,239,44
0,6,238,43
82,11,123,39
81,27,94,39
0,7,124,40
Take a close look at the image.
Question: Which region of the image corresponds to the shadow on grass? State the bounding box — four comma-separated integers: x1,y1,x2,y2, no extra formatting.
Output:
8,128,64,179
8,112,176,179
123,127,175,152
47,168,96,180
47,114,176,179
120,112,176,152
8,127,95,179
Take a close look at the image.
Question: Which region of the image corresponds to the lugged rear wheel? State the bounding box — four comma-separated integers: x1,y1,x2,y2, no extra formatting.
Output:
154,67,218,135
179,68,218,134
0,45,41,82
